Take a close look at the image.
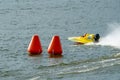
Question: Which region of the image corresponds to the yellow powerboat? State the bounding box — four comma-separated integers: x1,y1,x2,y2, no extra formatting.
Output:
68,33,100,44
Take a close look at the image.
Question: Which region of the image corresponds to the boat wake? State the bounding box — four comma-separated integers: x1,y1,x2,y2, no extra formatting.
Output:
98,23,120,48
28,52,120,80
58,56,120,75
87,23,120,49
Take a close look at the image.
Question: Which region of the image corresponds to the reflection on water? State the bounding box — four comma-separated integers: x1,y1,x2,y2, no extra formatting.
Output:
48,55,63,65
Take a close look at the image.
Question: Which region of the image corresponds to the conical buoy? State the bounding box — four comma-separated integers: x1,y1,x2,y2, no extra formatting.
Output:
27,34,42,56
47,35,62,55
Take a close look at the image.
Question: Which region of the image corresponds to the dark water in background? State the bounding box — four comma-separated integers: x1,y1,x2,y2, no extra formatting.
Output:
0,0,120,80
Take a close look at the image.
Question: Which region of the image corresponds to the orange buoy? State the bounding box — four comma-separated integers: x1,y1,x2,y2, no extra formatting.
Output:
47,35,62,55
27,34,42,56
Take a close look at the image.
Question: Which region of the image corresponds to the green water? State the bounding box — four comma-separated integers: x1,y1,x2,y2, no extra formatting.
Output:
0,0,120,80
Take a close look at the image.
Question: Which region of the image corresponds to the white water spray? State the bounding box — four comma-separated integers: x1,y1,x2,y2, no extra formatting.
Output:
98,23,120,48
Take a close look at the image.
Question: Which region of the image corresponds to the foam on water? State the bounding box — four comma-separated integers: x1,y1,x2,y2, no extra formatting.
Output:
98,23,120,48
57,57,120,75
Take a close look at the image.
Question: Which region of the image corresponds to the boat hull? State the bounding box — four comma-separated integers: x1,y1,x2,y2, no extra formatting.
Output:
68,33,96,44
